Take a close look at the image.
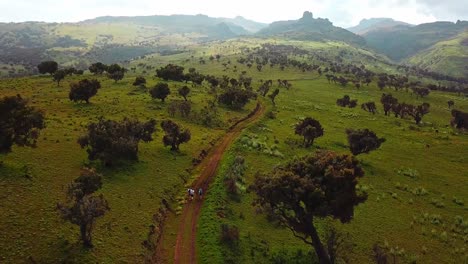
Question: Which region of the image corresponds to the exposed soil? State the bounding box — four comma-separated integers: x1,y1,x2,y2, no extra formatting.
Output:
154,102,265,264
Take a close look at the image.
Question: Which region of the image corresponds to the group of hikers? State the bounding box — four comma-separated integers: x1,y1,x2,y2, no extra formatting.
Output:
187,187,203,201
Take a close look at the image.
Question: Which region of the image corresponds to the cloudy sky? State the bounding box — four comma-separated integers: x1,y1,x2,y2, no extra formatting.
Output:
0,0,467,27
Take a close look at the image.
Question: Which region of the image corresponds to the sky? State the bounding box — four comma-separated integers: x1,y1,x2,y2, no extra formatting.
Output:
0,0,467,28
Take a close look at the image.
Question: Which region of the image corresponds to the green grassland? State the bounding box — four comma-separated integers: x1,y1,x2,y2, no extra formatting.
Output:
177,42,468,263
0,37,467,264
198,78,468,263
0,73,254,263
406,31,468,78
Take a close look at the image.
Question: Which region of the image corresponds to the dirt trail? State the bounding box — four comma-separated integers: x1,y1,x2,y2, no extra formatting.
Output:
155,102,265,264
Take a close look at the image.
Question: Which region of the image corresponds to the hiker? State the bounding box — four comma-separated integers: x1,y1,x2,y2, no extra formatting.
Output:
187,188,193,201
189,188,195,200
198,188,203,199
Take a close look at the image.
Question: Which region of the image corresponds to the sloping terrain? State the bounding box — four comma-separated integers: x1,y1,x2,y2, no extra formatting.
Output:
0,14,265,77
405,31,468,78
347,18,412,35
257,11,365,46
364,21,468,61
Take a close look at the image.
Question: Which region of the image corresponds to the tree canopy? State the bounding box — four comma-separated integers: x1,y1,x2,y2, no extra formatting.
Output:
346,128,386,155
57,168,109,247
69,79,101,104
250,151,366,264
0,95,45,154
295,117,324,148
37,61,58,75
150,83,171,102
161,120,191,151
77,118,157,166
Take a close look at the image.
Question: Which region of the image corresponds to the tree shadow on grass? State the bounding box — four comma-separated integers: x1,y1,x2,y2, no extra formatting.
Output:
34,239,97,264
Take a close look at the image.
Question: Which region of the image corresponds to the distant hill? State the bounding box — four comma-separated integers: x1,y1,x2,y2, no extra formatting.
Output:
81,14,252,37
220,16,268,33
348,18,412,35
405,30,468,78
364,20,468,61
257,11,365,45
0,14,267,73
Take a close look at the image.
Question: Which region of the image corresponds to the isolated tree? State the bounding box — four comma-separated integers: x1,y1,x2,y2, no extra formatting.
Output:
450,109,468,129
0,95,45,154
268,89,280,106
89,62,107,75
69,79,101,104
57,168,109,247
53,70,66,87
106,64,125,83
133,76,146,86
37,61,58,75
407,103,430,124
161,120,191,151
346,129,385,155
178,86,190,101
295,117,324,148
448,100,455,109
250,151,366,264
150,83,171,102
361,102,377,114
77,118,156,166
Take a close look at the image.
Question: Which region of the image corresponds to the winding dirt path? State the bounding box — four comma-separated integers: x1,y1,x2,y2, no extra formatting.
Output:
156,102,265,264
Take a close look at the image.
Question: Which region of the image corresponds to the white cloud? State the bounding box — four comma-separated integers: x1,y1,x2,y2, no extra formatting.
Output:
0,0,465,27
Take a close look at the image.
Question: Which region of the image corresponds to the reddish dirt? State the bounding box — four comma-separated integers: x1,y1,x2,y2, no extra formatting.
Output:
155,102,265,264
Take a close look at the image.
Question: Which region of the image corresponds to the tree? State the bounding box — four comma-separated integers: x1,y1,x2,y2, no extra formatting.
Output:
249,151,366,264
380,94,398,116
268,89,280,106
156,64,185,81
77,118,156,166
89,62,107,75
53,70,66,86
336,95,357,108
161,120,191,151
450,109,468,129
218,88,255,110
0,95,45,154
448,100,455,109
133,76,146,86
37,61,58,75
107,64,125,83
361,102,377,114
150,83,171,102
69,79,101,104
178,86,190,101
346,129,385,155
406,103,430,124
412,87,430,98
57,168,109,247
295,117,324,148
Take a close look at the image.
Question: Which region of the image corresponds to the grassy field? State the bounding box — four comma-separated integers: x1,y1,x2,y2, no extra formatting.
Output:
187,45,468,263
0,73,254,263
0,38,467,263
